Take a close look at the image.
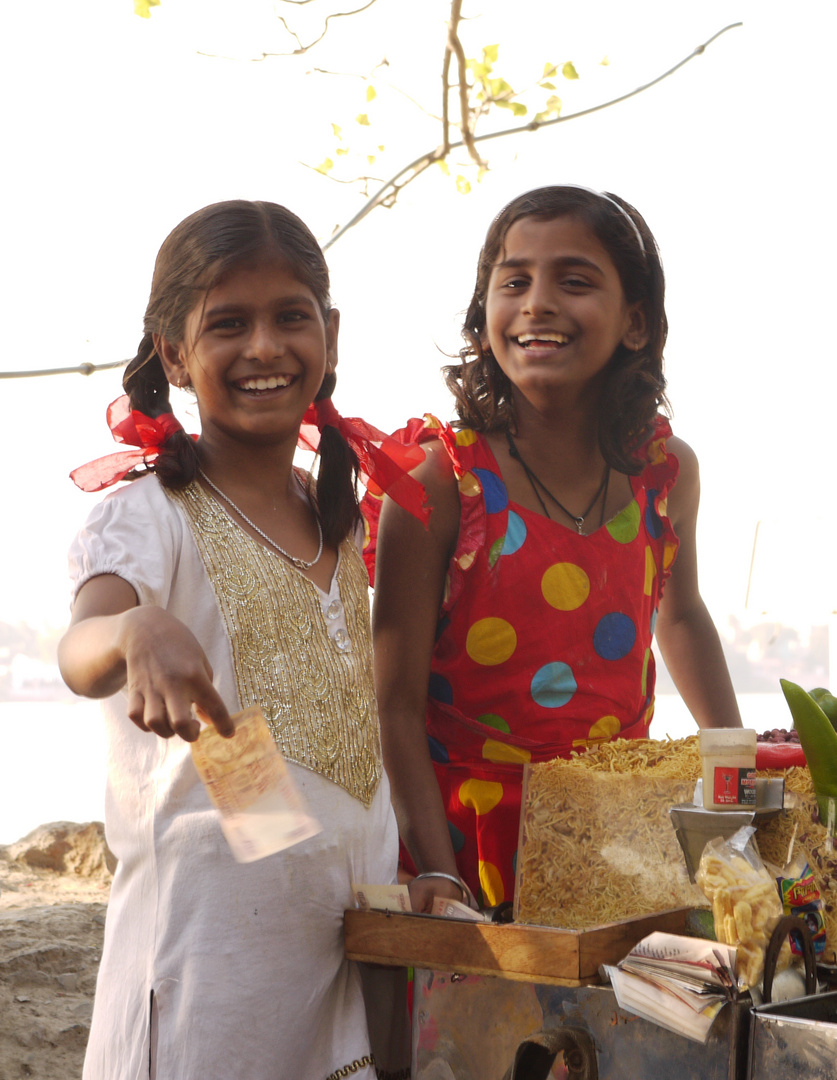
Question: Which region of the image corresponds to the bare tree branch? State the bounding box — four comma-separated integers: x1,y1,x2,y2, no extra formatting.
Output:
0,360,127,381
1,19,741,381
197,0,380,60
323,22,742,250
446,0,486,169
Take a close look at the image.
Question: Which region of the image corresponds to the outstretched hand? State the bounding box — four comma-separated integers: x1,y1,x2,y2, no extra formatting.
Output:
59,574,235,742
118,606,234,742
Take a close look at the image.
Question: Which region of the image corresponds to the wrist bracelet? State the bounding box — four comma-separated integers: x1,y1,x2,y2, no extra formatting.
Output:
412,871,468,903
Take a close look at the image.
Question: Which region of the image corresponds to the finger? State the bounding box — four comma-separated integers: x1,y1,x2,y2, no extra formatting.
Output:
169,713,201,743
142,692,177,740
193,685,235,739
162,689,202,743
125,689,151,734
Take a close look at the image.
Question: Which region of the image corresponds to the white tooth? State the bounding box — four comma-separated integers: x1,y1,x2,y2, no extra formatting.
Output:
517,333,568,344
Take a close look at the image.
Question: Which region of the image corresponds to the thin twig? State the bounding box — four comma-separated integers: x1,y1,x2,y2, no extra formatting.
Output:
323,22,742,250
198,0,380,60
0,360,127,380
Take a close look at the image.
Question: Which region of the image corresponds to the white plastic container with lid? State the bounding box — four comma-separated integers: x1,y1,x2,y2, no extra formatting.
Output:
699,728,758,810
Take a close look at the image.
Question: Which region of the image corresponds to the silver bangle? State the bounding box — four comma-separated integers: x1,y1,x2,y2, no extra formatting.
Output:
412,871,468,903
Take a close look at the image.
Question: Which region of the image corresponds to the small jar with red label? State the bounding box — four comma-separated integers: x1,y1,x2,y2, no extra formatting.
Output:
699,728,758,810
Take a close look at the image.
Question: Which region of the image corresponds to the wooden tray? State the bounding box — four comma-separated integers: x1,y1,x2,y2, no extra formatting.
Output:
344,906,691,987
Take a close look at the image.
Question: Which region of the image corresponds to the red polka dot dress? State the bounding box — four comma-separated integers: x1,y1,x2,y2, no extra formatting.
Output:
365,415,679,907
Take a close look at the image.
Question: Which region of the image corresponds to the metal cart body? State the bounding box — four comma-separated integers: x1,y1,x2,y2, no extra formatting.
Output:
412,969,747,1080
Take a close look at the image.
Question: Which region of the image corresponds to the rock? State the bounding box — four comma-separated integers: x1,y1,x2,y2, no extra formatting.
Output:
3,822,116,878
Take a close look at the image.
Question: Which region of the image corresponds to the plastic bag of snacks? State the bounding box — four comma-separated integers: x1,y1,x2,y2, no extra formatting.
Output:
696,826,790,989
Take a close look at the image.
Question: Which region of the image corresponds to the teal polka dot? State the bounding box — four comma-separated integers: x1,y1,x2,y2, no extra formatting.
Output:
531,662,577,708
501,512,527,556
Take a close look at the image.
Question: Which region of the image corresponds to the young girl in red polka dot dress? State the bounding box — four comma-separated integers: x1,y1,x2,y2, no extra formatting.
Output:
369,186,742,913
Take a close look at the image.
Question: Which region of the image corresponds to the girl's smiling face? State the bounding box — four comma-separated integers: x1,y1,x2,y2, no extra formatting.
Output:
484,214,646,410
158,252,337,453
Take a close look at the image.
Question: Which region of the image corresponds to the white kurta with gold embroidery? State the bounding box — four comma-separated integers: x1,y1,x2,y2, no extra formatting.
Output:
69,475,397,1080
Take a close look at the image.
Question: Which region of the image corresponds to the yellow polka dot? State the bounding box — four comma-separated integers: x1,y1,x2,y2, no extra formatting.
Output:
663,540,677,571
455,428,478,446
641,648,651,697
479,860,505,906
459,779,504,815
644,545,657,596
541,562,590,611
588,715,621,739
658,495,668,517
457,551,477,572
423,414,442,431
466,618,517,665
459,471,481,498
482,739,532,765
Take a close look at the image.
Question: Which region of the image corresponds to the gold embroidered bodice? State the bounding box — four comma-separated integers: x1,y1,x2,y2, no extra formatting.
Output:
169,481,382,807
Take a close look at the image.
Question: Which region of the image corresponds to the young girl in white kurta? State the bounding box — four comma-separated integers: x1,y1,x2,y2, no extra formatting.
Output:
59,200,407,1080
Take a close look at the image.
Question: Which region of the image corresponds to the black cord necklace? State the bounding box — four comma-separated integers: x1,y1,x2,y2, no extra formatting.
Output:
505,430,611,534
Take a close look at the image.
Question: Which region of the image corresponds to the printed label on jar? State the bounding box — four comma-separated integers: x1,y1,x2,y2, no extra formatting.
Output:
712,766,757,806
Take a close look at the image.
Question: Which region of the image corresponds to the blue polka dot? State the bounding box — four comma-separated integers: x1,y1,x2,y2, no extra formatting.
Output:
428,672,453,704
594,613,637,661
428,736,449,763
650,609,657,637
448,821,465,853
474,468,509,514
645,490,663,539
531,662,577,708
500,511,527,556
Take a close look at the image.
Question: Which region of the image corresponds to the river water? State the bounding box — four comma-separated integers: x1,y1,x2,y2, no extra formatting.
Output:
0,694,795,846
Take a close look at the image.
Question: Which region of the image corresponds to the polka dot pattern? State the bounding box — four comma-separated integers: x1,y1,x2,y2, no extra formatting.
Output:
370,414,680,908
459,778,503,815
593,613,637,661
531,662,577,708
541,562,590,611
465,617,517,666
502,512,527,557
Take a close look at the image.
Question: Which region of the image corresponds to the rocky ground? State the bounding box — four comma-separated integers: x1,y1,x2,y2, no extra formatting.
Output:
0,823,113,1080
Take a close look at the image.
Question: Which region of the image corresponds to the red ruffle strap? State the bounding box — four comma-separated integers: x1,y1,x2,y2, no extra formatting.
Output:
70,395,192,492
299,400,429,526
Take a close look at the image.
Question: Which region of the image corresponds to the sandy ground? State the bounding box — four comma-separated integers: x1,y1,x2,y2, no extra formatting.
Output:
0,823,112,1080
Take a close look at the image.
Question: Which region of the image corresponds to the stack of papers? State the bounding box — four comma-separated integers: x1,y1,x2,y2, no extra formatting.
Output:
604,931,738,1043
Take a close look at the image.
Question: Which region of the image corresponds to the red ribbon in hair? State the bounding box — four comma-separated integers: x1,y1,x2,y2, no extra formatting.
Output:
70,395,193,492
299,398,429,525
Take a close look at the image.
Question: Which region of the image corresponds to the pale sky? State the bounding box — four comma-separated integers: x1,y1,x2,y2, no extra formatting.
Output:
4,0,835,635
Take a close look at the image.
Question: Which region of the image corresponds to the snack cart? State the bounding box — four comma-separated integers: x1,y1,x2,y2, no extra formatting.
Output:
346,906,754,1079
345,735,837,1080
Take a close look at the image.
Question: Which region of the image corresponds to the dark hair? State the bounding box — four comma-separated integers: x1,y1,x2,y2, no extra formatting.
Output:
444,186,669,474
122,199,360,547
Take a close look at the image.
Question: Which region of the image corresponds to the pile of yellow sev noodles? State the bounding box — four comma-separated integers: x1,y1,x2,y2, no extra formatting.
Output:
514,736,836,960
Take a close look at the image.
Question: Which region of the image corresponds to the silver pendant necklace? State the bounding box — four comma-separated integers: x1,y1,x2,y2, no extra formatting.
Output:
198,469,324,569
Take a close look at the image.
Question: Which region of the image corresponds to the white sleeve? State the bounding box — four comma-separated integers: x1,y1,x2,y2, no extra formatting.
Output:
67,477,183,609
